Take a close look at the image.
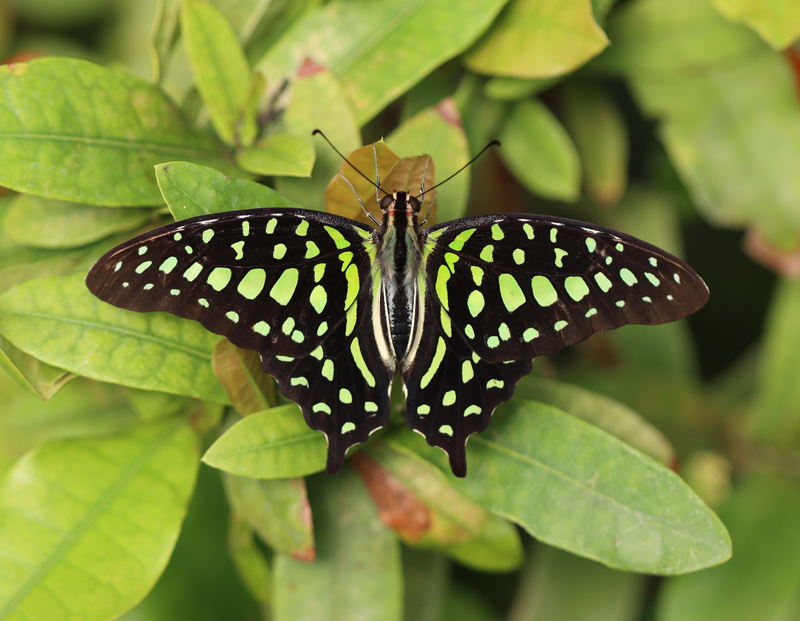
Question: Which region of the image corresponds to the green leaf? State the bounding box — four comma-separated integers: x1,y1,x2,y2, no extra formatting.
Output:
748,277,800,445
603,0,800,248
507,542,646,621
0,58,227,206
223,472,315,559
202,404,327,478
0,333,75,401
709,0,800,49
149,0,181,83
514,376,675,466
155,161,303,221
212,339,276,415
276,67,360,212
395,400,731,575
273,467,402,621
483,76,560,101
182,0,253,147
236,133,316,177
358,441,523,572
499,99,581,201
656,474,800,621
0,274,229,404
463,0,609,77
561,80,628,206
4,194,154,249
386,99,471,223
238,71,266,148
257,0,508,125
0,419,199,621
227,515,272,604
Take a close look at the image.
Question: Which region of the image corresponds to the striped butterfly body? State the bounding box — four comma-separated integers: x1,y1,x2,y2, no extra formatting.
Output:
87,186,708,477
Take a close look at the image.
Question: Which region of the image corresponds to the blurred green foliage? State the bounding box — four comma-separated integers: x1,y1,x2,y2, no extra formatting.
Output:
0,0,798,619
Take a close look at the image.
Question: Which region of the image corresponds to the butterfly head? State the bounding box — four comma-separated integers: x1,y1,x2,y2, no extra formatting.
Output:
380,191,422,215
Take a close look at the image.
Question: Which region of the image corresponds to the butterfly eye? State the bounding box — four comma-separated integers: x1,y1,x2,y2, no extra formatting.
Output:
380,194,395,211
408,196,422,213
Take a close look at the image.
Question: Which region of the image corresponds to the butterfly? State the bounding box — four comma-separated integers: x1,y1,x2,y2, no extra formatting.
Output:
86,143,709,477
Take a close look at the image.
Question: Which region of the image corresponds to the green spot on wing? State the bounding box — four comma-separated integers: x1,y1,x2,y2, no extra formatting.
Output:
183,262,202,281
208,267,232,291
270,268,299,305
565,276,589,302
620,268,638,286
467,290,485,317
310,285,327,313
159,256,178,274
436,265,451,311
448,228,475,251
350,337,376,387
237,269,266,299
421,338,446,389
531,275,557,307
594,272,612,292
325,225,350,249
499,274,525,312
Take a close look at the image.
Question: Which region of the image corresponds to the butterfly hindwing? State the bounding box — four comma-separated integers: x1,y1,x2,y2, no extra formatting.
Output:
402,286,532,476
262,265,393,474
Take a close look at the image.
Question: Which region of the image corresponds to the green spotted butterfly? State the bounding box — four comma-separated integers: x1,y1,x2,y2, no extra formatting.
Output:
86,148,708,477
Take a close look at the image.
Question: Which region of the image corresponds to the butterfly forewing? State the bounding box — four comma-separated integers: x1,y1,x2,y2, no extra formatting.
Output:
423,214,709,364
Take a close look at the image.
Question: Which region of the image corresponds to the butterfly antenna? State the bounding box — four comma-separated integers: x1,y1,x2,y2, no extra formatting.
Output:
312,129,389,197
417,139,501,199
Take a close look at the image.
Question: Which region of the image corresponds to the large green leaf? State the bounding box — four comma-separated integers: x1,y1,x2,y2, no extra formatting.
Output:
202,405,327,478
155,161,303,221
386,99,471,223
656,474,800,621
498,99,581,201
514,376,675,466
3,194,154,249
223,473,315,559
603,0,800,248
257,0,508,125
273,468,402,621
709,0,800,49
464,0,608,77
235,134,316,177
0,274,229,404
0,419,199,621
182,0,254,147
0,58,227,206
395,399,730,574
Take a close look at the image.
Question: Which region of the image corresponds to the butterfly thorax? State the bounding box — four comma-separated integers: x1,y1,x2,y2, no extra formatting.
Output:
374,191,426,369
